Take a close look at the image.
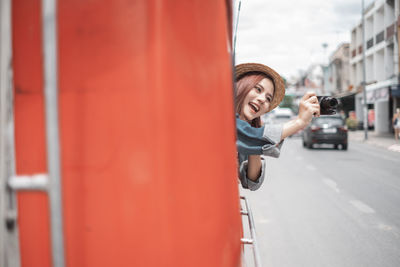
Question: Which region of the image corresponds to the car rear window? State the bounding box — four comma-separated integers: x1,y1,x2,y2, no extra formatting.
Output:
313,117,343,127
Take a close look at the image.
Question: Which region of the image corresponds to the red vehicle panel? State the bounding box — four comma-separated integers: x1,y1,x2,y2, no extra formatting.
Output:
12,1,241,266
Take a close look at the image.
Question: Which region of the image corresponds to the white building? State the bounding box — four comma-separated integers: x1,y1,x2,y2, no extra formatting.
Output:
325,43,351,96
349,0,399,134
304,64,325,95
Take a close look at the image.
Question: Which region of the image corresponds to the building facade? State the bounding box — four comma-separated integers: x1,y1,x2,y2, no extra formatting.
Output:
323,43,354,116
324,43,351,96
349,0,400,134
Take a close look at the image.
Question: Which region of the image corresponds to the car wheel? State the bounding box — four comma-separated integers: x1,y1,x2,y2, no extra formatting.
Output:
307,142,313,149
303,140,306,147
342,144,348,150
334,144,338,149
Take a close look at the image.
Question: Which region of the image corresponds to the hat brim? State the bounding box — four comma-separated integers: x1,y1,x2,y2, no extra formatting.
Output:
235,63,285,112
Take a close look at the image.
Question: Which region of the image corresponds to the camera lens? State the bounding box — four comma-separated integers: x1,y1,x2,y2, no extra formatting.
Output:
317,96,338,115
323,98,338,109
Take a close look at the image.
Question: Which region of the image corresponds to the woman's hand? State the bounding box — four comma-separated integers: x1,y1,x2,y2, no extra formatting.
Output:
297,92,320,129
281,92,320,140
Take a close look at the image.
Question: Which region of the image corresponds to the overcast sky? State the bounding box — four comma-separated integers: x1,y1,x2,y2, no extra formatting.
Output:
234,0,374,79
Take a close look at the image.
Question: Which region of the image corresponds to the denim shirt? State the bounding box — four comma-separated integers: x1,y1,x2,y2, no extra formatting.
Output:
236,114,283,191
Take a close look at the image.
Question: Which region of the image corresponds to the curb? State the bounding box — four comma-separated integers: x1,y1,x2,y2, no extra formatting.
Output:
348,131,400,152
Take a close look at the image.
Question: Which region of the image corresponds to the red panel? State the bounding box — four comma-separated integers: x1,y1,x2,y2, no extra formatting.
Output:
13,0,241,266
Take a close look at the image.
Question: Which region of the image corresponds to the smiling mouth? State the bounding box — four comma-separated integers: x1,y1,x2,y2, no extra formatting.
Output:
249,102,260,113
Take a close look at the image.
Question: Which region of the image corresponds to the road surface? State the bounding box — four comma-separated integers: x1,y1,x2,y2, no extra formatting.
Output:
241,138,400,267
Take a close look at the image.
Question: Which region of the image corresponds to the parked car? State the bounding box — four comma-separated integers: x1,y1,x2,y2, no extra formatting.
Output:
302,115,348,150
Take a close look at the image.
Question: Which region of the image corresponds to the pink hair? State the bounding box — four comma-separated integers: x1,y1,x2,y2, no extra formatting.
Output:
235,73,273,128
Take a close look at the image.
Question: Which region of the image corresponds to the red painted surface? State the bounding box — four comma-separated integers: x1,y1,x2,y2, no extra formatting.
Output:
13,1,241,266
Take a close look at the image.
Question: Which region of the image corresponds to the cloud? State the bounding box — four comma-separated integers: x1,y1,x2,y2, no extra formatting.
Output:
235,0,363,78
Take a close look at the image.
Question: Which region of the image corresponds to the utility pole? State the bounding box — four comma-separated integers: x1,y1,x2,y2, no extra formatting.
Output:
322,43,328,95
361,0,368,140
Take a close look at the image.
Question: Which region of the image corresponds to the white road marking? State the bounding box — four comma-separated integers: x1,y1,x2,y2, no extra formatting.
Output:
349,200,375,214
322,178,340,193
377,223,393,232
306,164,317,171
376,223,400,238
388,144,400,153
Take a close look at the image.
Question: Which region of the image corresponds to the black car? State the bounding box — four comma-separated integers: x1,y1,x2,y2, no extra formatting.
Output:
302,115,348,150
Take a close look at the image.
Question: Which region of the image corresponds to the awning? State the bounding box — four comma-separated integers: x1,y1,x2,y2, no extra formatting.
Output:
389,84,400,97
333,89,360,99
366,87,389,103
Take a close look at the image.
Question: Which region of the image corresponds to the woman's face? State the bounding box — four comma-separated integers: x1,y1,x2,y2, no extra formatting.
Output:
240,78,274,122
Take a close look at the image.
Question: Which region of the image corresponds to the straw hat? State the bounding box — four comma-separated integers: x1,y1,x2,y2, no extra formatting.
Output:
235,63,285,112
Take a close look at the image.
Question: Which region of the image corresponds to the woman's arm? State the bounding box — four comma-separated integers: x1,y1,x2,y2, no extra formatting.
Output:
246,155,262,181
238,156,266,190
281,92,320,140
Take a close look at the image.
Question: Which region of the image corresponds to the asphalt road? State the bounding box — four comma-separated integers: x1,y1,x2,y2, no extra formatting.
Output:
241,137,400,267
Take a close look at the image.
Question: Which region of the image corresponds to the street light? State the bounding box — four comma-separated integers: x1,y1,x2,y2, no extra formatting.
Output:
361,0,368,140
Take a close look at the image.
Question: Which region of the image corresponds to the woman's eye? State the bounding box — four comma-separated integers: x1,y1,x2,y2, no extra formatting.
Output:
255,87,262,93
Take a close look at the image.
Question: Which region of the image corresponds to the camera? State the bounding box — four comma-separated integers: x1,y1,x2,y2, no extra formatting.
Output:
317,96,338,115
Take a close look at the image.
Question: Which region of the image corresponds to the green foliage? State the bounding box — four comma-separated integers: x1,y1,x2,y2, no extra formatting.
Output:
279,95,295,111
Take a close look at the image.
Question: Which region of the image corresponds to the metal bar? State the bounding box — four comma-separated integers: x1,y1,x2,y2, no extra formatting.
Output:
41,0,65,266
1,0,21,265
241,238,254,245
8,174,48,191
233,0,241,57
240,196,262,267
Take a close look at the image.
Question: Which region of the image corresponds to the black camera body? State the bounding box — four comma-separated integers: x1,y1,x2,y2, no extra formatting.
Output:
317,96,338,115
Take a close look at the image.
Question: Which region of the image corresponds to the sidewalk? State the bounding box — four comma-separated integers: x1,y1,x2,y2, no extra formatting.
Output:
348,130,400,152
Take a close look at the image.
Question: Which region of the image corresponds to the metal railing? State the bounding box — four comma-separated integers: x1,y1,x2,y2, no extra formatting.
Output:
1,0,21,265
6,0,65,266
240,196,262,267
42,0,65,265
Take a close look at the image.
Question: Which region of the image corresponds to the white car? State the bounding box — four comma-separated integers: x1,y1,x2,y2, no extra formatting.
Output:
272,107,294,124
269,107,302,137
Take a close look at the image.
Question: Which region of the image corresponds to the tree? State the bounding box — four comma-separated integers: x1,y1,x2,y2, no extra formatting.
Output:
279,95,296,112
